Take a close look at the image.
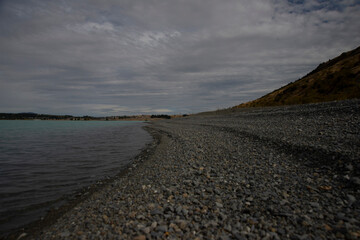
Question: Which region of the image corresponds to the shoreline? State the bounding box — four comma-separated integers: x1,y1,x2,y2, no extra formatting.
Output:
4,125,162,240
6,99,360,239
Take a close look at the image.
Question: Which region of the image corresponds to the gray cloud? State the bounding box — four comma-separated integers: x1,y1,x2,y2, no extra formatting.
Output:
0,0,359,116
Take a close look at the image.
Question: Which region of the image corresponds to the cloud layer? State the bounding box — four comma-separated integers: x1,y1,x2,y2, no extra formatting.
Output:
1,0,359,115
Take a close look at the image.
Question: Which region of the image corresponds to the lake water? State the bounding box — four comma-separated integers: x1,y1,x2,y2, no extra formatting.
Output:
0,120,152,235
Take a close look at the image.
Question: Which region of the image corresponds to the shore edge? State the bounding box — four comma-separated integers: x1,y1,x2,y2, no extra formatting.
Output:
3,124,162,240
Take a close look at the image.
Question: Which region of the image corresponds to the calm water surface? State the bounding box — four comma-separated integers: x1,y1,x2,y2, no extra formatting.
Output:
0,120,152,234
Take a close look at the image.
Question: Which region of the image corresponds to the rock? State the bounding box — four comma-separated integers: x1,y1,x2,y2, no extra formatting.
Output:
151,222,158,229
157,225,168,232
345,164,353,171
147,203,156,209
142,227,151,234
102,214,110,223
176,220,188,230
215,202,224,208
206,220,218,227
136,214,146,220
150,209,162,216
350,177,360,186
347,194,356,205
169,223,181,232
219,234,231,240
231,204,238,211
309,202,320,208
134,235,146,240
246,197,254,202
224,225,232,232
59,231,70,237
16,233,27,240
175,206,183,215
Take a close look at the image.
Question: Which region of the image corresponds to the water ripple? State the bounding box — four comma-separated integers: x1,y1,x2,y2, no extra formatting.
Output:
0,120,151,234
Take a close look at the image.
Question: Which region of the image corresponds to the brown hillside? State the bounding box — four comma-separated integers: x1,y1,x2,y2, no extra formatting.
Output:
235,46,360,108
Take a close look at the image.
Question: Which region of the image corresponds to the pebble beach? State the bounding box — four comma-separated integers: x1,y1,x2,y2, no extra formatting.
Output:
12,99,360,239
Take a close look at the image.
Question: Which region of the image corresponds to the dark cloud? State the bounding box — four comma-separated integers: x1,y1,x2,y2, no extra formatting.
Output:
0,0,359,116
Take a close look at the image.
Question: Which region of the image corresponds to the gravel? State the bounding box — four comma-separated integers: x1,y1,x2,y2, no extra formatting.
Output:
14,99,360,239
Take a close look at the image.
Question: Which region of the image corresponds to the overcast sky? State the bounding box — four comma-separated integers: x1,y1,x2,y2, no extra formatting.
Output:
0,0,359,116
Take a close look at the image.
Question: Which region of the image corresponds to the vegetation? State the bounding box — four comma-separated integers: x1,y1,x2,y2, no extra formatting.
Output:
0,113,183,121
0,113,74,120
151,114,171,119
235,46,360,108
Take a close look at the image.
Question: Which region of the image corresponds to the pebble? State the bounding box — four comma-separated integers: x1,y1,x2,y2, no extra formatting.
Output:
158,225,168,232
133,235,146,240
151,221,158,229
23,100,360,240
347,194,356,205
215,202,224,208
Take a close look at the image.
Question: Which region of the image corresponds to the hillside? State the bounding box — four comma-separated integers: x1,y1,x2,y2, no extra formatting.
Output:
235,46,360,108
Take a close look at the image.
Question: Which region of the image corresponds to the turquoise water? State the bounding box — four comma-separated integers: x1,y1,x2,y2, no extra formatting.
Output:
0,120,152,235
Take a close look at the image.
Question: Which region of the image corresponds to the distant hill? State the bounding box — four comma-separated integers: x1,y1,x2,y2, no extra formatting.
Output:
235,46,360,108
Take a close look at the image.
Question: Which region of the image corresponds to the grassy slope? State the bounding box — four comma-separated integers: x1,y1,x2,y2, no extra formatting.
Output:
235,46,360,108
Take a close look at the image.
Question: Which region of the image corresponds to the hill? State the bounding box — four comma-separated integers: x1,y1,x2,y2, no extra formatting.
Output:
235,46,360,108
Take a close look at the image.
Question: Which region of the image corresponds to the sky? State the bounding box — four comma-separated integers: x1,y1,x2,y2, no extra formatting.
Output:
0,0,359,116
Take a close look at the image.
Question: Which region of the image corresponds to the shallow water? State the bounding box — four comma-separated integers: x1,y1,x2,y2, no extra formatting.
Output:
0,120,152,234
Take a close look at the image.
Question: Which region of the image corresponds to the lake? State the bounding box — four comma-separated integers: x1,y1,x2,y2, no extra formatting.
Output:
0,120,152,235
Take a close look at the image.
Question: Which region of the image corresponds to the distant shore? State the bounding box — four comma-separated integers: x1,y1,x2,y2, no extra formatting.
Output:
7,99,360,240
0,113,186,121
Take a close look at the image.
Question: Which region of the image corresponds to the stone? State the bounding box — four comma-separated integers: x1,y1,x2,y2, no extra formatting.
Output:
215,202,224,208
134,235,146,240
351,177,360,186
157,225,168,232
246,197,254,202
59,231,70,237
142,227,151,234
309,202,320,208
102,214,110,223
345,164,353,171
136,215,146,220
151,222,158,229
16,233,27,240
176,220,188,230
175,206,183,215
150,209,162,216
347,194,356,205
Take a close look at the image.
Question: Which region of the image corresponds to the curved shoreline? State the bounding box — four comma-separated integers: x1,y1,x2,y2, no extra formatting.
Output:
7,99,360,239
4,126,161,240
